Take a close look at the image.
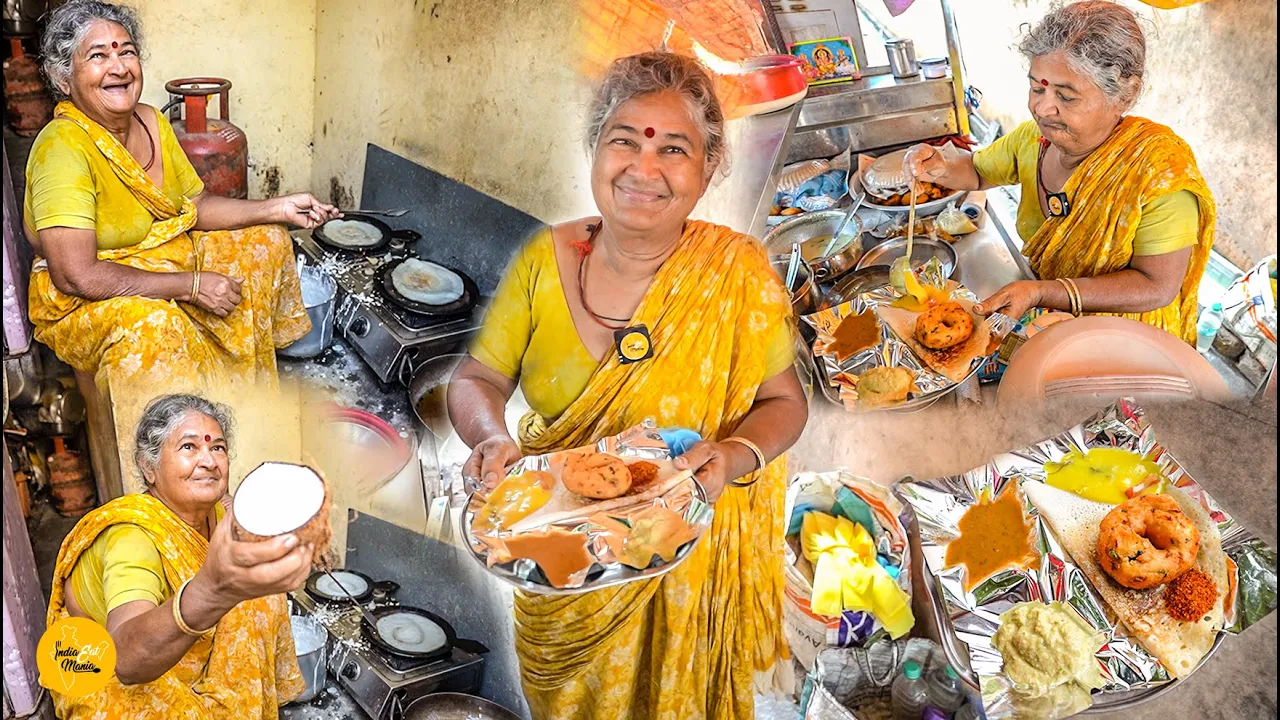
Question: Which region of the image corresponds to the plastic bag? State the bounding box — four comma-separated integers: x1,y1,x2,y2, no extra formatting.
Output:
783,471,913,670
800,638,948,720
936,201,978,236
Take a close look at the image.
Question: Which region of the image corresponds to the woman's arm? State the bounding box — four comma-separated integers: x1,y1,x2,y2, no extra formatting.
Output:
103,518,312,686
449,356,523,486
975,248,1194,319
38,227,244,316
191,191,339,232
674,367,809,501
39,227,192,301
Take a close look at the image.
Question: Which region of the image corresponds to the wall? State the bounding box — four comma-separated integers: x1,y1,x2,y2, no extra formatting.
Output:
132,0,318,199
310,0,591,223
951,0,1277,270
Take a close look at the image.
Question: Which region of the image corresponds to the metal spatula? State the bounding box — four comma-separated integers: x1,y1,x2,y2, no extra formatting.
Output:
322,568,379,628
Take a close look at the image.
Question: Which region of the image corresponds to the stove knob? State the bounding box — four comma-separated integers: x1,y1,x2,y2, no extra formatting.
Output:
341,661,360,681
349,317,370,337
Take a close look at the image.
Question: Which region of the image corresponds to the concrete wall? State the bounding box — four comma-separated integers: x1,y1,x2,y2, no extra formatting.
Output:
133,0,319,199
952,0,1278,270
309,0,590,223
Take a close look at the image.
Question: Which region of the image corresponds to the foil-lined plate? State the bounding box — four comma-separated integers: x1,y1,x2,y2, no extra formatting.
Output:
892,398,1277,717
459,421,715,596
802,261,1014,413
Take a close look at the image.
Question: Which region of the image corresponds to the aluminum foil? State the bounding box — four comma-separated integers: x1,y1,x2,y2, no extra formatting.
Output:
892,398,1278,718
801,261,1015,411
460,420,715,596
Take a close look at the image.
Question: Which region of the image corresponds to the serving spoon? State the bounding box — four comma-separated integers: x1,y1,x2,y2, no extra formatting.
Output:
889,182,920,294
820,190,868,260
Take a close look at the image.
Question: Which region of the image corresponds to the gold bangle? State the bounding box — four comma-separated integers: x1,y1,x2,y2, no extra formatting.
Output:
722,436,767,487
1064,277,1083,316
1056,278,1080,316
190,271,201,304
172,578,216,637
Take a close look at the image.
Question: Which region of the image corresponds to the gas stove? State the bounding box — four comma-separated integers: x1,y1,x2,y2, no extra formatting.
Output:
289,587,484,720
293,231,484,385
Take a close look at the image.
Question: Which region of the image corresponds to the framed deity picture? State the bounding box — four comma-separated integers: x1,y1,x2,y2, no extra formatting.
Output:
787,36,861,86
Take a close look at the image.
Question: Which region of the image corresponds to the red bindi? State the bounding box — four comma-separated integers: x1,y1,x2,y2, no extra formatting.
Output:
644,127,655,138
111,41,118,49
1040,79,1049,86
204,435,211,442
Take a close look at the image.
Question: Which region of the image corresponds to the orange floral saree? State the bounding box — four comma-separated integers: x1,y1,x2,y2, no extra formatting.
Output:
46,493,303,719
27,103,310,491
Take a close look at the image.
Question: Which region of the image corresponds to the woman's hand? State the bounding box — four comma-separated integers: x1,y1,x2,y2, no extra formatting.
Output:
975,280,1044,320
274,193,341,229
673,441,756,503
197,513,313,609
192,271,243,317
463,435,523,491
903,144,948,183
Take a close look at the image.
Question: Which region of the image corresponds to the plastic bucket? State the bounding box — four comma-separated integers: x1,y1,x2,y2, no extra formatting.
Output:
279,265,336,359
289,615,329,703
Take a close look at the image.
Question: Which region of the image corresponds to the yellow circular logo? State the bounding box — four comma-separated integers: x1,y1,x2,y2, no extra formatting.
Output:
618,331,651,361
37,617,116,697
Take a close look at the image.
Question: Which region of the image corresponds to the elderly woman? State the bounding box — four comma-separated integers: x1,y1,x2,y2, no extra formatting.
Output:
25,0,340,484
448,52,808,719
906,1,1215,344
47,394,314,718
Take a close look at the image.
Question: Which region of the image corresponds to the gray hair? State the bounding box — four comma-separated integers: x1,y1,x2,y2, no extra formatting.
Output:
585,51,729,175
1019,1,1146,110
40,0,145,101
133,394,234,481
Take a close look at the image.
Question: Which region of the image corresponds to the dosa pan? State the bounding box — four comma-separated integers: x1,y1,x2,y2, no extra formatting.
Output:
313,213,394,253
360,605,457,661
379,257,479,318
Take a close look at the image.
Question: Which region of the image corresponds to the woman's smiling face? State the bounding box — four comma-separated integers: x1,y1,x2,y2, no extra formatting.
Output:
591,91,715,236
66,20,143,123
146,412,230,511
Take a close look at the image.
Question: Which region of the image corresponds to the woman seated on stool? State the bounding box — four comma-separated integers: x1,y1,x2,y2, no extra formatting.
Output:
25,0,341,487
48,394,314,718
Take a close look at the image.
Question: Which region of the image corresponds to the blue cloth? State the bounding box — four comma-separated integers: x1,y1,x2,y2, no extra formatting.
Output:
657,428,702,458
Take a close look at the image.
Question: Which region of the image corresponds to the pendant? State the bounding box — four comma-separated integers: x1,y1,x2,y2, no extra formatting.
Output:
1046,192,1071,217
614,325,654,365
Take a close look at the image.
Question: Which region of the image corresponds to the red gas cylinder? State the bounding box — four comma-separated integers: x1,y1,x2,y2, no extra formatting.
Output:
164,77,249,199
3,38,54,137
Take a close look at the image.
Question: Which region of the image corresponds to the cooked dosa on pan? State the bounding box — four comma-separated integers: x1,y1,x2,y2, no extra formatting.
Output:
391,258,465,306
1022,481,1226,679
321,218,384,247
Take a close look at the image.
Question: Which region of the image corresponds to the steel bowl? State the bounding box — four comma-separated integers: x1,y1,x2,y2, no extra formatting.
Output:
763,209,866,283
864,190,968,217
404,693,521,720
819,266,892,310
855,237,957,279
769,255,820,316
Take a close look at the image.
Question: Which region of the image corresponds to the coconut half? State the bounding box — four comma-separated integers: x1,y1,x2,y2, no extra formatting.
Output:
232,461,332,568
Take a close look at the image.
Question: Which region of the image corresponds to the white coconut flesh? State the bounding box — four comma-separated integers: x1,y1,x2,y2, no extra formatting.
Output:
323,219,384,247
391,258,465,306
376,613,448,654
234,462,326,537
316,571,369,599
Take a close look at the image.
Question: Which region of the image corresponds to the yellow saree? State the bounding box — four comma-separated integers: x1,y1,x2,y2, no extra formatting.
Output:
46,494,303,719
512,220,793,720
27,103,310,491
1023,116,1216,344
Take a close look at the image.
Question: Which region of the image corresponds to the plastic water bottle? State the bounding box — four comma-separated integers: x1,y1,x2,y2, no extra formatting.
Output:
892,660,931,720
925,664,965,713
1196,302,1224,354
